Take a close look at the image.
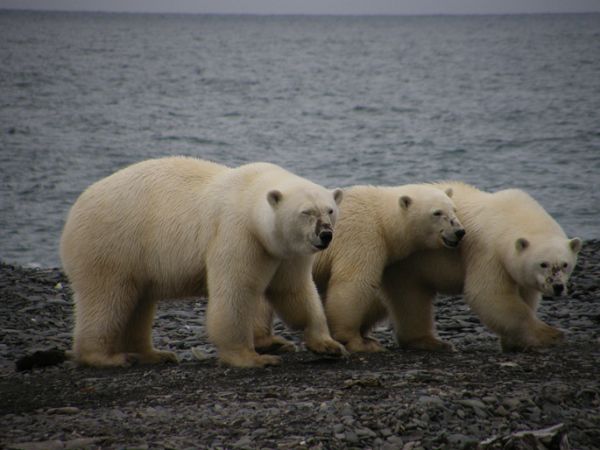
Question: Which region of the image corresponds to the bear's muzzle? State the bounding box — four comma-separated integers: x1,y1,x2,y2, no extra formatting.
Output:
318,230,333,248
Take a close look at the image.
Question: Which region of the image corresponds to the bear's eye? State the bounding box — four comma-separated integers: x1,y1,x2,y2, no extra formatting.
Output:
562,262,569,269
433,210,443,217
328,208,334,215
540,262,549,269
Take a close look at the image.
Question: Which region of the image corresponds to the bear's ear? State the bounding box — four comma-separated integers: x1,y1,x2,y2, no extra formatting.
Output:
569,237,582,254
332,188,343,205
515,238,530,253
399,195,412,210
444,187,453,198
267,190,283,208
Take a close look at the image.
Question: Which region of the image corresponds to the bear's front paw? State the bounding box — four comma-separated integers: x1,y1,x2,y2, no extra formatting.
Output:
534,325,565,347
306,338,349,358
501,324,565,352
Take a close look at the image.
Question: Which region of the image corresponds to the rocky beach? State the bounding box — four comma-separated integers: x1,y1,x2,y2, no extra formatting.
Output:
1,241,599,450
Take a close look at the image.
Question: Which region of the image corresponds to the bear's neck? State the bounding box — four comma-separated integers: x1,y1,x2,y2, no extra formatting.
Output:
378,200,415,263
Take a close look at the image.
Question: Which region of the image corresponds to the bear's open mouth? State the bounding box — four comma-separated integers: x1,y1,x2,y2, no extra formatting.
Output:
442,236,460,248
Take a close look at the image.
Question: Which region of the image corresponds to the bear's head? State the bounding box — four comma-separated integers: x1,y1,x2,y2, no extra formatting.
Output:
400,187,466,250
265,185,343,256
513,236,582,296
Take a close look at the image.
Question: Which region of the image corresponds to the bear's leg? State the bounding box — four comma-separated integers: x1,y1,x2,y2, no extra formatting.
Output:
385,283,455,352
206,252,281,368
253,296,296,354
267,260,347,357
324,278,387,353
71,281,141,367
466,284,564,351
519,287,542,312
120,297,178,364
207,293,280,367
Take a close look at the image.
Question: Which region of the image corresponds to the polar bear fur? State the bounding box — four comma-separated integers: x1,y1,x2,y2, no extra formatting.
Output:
60,156,345,368
382,182,582,352
310,184,466,352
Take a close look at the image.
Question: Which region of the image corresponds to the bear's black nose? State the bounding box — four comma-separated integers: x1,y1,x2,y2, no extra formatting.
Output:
553,284,564,295
455,229,466,240
319,230,333,246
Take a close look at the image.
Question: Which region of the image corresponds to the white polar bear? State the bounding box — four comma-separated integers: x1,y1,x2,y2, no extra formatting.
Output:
309,184,466,352
60,156,345,368
382,182,582,352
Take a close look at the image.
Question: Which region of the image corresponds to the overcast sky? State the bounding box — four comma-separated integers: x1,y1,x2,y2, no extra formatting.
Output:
0,0,599,15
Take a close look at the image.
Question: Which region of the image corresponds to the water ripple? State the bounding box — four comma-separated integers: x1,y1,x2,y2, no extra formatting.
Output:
1,12,599,266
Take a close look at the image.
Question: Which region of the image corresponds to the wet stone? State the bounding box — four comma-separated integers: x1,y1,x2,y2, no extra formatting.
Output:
344,431,359,443
418,395,445,408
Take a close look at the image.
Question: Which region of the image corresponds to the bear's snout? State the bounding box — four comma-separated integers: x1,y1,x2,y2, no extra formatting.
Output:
441,226,465,249
319,230,333,247
552,283,565,296
315,220,333,249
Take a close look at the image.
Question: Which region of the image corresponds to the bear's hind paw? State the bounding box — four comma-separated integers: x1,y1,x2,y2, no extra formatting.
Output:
219,351,282,368
129,350,179,365
398,336,456,353
344,337,386,353
255,335,297,354
306,338,349,358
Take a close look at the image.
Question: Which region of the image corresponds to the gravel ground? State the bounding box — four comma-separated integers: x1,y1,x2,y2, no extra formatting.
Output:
1,241,599,450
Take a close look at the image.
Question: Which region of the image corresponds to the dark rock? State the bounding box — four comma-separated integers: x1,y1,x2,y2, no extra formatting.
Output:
15,348,67,371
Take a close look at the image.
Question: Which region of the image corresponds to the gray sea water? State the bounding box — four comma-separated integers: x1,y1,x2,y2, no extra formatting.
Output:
1,11,599,267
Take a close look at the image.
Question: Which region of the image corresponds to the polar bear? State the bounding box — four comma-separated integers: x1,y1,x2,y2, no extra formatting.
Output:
309,184,466,352
382,182,582,352
60,156,345,368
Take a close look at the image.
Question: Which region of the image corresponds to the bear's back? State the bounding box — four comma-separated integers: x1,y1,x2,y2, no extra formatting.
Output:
60,157,228,279
488,188,565,238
